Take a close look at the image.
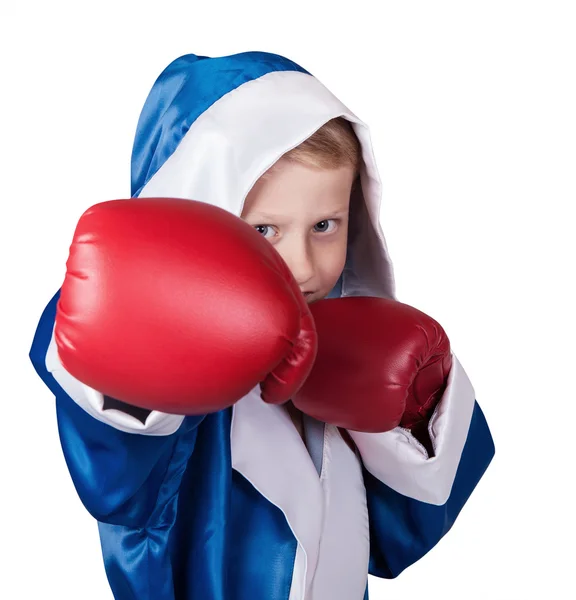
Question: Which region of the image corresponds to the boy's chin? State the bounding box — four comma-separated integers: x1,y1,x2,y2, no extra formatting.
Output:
305,292,326,304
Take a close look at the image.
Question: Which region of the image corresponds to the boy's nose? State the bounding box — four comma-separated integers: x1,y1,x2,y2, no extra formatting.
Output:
281,246,315,290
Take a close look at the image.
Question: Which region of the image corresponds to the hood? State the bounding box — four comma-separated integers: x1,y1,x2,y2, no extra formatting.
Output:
131,50,396,300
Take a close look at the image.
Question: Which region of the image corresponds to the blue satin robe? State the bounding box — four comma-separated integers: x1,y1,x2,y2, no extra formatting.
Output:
30,290,495,599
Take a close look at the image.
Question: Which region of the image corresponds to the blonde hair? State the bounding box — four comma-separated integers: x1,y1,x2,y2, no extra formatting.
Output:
265,117,362,178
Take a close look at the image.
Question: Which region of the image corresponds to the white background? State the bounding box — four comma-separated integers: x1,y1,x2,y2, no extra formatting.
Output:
1,1,574,598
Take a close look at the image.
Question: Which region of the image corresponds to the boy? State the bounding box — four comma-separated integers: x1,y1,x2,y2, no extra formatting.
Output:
29,51,495,600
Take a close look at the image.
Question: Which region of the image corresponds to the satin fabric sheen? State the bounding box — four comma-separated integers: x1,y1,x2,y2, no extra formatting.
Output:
131,52,310,198
30,290,494,599
37,293,300,600
28,49,495,598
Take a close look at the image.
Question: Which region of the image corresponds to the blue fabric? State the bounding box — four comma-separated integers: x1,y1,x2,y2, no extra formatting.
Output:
131,51,310,197
364,400,495,578
30,294,299,600
29,289,494,597
29,48,495,598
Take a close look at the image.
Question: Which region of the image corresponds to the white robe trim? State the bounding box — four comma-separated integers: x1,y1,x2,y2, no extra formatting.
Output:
231,387,369,600
347,352,476,506
45,328,371,599
45,327,185,436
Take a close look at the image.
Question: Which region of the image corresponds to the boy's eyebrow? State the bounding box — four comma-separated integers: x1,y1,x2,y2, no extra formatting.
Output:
250,208,349,221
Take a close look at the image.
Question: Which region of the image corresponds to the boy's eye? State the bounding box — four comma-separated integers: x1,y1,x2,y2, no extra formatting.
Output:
253,219,338,239
314,219,337,234
254,225,275,239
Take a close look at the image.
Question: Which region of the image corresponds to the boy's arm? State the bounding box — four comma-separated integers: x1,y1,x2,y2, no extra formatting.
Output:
29,291,204,528
346,354,495,578
31,197,318,529
292,297,495,577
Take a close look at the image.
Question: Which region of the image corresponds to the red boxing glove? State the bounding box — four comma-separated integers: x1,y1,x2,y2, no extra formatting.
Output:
55,197,316,414
292,297,452,433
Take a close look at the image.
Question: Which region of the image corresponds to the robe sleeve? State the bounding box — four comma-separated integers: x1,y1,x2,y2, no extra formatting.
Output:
28,290,206,528
347,352,495,578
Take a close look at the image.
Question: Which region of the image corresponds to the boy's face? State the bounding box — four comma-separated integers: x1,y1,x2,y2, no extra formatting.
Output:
241,157,355,304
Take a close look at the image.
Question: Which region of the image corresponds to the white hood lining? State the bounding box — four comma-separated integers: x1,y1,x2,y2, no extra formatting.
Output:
138,69,396,299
